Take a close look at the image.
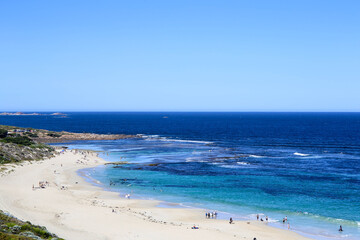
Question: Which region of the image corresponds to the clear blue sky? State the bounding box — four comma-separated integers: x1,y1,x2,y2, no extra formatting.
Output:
1,0,359,111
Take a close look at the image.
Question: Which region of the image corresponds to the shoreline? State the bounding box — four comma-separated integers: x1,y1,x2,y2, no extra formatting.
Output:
0,149,311,240
78,164,335,240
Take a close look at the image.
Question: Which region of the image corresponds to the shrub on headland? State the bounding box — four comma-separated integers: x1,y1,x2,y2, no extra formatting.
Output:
47,133,61,138
0,153,9,164
0,136,34,146
0,129,7,138
0,142,54,164
23,132,38,138
0,210,63,239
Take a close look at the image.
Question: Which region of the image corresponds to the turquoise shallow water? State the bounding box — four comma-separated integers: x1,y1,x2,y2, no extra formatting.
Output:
2,112,359,239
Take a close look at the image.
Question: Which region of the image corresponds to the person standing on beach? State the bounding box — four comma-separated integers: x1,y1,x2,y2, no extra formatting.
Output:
256,214,259,220
229,217,233,224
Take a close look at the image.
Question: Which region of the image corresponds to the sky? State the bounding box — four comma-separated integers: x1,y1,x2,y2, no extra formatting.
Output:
0,0,359,112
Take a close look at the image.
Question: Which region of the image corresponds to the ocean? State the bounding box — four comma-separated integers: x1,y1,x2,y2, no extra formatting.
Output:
1,112,359,239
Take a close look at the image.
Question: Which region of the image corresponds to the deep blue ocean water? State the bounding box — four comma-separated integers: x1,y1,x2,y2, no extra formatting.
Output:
1,112,359,239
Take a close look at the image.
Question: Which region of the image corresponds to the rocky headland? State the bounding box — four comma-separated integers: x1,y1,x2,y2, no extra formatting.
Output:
0,125,137,144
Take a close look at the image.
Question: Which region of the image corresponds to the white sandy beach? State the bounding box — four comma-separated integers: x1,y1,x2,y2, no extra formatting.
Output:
0,150,311,240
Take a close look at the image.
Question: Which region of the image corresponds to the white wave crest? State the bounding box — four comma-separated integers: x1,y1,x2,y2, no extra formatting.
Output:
249,155,264,158
141,134,160,138
160,139,213,144
294,152,310,157
237,161,250,165
185,158,207,163
141,135,213,144
219,162,251,168
219,165,242,169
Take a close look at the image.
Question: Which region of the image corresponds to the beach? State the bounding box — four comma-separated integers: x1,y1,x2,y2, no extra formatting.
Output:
0,149,310,240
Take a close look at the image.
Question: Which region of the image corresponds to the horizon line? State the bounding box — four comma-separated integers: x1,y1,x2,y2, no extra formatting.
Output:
1,110,360,113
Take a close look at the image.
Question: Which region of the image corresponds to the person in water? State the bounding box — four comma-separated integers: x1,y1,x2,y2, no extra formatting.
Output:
339,225,343,232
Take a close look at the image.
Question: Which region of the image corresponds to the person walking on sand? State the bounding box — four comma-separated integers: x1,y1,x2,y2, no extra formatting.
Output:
229,217,233,224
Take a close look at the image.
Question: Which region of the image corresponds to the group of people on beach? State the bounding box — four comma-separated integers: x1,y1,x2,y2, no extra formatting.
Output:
205,211,217,219
32,181,49,190
256,214,268,222
191,225,199,229
69,149,97,156
281,216,291,229
258,214,345,233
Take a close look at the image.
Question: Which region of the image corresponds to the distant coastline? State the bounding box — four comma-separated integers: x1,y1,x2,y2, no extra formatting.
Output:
0,112,67,116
